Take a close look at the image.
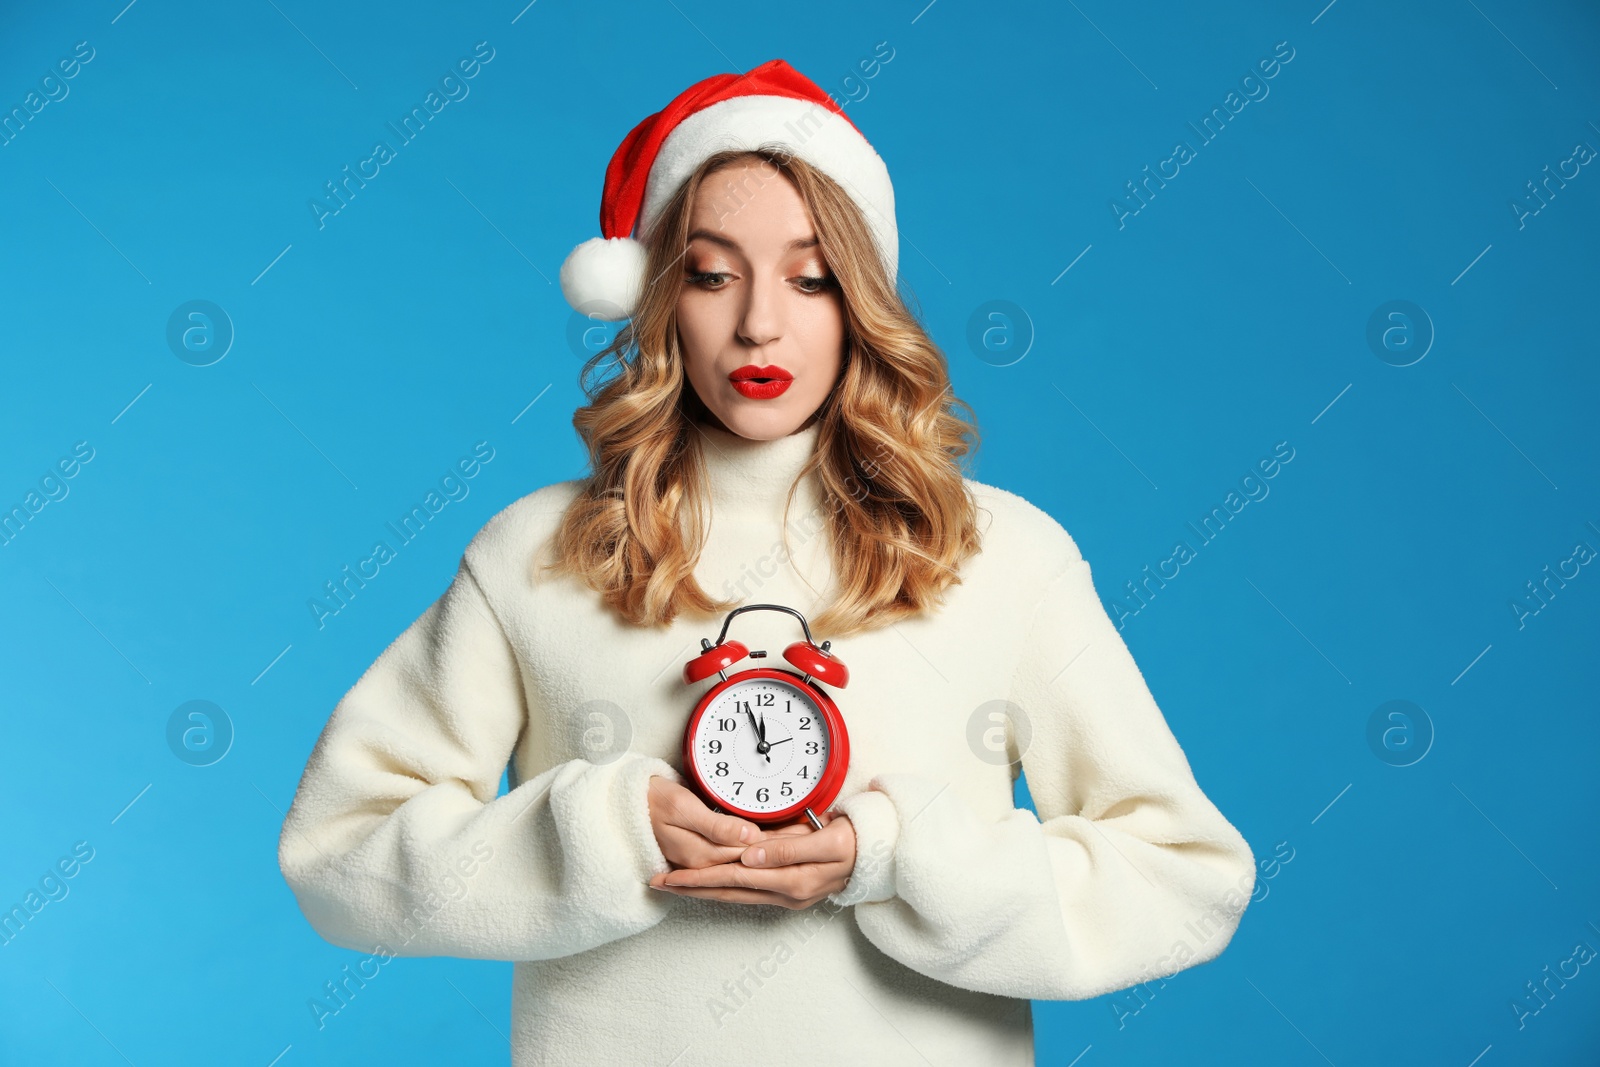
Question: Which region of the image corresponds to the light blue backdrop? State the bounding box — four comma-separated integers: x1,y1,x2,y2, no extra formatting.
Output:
2,0,1597,1063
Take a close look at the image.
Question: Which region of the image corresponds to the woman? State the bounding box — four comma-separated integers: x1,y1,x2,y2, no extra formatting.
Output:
278,58,1256,1065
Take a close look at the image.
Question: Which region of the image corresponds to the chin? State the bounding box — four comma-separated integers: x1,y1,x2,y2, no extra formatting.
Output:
712,399,815,441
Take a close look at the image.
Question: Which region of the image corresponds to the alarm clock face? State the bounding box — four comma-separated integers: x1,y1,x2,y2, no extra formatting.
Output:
689,675,830,816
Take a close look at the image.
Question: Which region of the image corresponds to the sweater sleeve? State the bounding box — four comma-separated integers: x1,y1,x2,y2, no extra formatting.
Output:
825,547,1257,1000
277,557,683,962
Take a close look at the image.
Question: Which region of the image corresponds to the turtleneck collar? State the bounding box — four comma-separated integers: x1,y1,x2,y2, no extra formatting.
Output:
693,418,824,519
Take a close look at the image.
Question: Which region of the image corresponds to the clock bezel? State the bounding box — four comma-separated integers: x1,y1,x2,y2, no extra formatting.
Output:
681,666,850,825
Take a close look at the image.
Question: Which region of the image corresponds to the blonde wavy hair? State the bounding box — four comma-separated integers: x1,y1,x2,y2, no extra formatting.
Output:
542,146,983,637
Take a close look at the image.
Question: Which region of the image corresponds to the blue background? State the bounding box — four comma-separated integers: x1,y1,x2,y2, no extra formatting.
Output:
2,0,1597,1063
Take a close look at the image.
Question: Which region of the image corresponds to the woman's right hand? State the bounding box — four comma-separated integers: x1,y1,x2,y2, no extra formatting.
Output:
648,775,767,870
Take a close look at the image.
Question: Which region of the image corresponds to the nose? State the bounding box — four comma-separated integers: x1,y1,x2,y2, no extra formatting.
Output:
736,269,783,349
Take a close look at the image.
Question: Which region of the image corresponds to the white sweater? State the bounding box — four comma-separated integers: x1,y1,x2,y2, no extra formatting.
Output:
278,419,1256,1065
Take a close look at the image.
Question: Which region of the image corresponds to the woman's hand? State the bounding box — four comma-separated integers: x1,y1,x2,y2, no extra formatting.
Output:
647,774,767,870
648,809,857,910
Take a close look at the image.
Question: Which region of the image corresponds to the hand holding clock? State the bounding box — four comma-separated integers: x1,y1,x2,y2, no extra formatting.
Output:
646,775,856,909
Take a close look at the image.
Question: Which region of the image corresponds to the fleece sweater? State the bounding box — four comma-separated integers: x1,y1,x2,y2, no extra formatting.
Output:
277,419,1257,1066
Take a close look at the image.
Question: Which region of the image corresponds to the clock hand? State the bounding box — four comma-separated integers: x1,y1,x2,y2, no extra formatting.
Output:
745,706,771,759
755,723,787,764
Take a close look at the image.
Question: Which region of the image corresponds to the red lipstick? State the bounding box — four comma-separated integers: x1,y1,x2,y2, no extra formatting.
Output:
728,364,793,400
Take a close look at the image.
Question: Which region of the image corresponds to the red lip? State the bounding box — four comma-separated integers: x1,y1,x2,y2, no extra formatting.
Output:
728,365,793,381
728,364,793,400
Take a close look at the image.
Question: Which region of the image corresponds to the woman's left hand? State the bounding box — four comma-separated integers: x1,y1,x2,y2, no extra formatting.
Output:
648,811,856,909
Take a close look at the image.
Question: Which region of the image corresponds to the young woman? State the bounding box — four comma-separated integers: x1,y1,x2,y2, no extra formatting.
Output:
278,58,1256,1066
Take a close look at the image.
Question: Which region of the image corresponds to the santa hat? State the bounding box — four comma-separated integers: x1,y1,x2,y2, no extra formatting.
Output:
559,58,898,322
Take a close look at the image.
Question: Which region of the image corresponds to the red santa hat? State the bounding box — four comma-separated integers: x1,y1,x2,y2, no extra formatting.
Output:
559,58,898,322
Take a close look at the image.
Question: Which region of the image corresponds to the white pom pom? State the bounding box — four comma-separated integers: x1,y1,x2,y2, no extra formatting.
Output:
559,236,646,321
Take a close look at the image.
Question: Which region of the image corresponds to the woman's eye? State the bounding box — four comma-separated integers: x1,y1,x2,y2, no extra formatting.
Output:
795,274,836,294
687,271,834,293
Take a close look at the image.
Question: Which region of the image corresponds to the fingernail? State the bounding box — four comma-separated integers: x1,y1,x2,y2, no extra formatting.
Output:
740,825,759,844
747,847,765,865
648,883,671,891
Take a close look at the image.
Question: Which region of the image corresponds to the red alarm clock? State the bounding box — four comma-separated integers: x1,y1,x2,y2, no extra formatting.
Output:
681,603,850,830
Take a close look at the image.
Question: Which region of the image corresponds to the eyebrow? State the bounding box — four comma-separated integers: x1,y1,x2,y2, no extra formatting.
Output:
686,229,819,253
